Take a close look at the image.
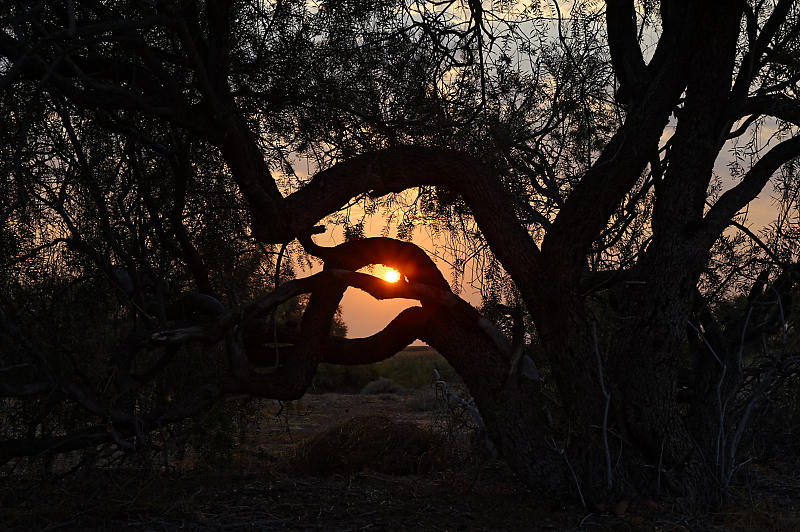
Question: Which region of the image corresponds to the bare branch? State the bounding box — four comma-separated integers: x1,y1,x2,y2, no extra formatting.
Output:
0,427,113,465
702,135,800,245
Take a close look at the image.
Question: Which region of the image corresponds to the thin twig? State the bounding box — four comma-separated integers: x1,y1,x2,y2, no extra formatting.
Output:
548,437,586,509
765,282,787,345
592,322,613,489
687,321,723,366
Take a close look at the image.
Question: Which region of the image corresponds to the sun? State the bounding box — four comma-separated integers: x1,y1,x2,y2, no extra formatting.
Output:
383,268,401,283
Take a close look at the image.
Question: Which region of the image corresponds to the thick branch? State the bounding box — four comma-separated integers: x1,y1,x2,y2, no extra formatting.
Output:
649,4,742,240
701,135,800,245
302,236,450,290
543,3,739,282
606,0,647,103
284,147,542,297
736,95,800,127
0,427,113,465
541,76,682,279
753,0,795,58
321,307,431,365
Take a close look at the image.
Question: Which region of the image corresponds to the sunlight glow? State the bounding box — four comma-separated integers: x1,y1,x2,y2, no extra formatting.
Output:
383,268,401,283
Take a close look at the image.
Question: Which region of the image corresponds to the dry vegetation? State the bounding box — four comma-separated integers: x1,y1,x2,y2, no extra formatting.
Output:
2,348,799,531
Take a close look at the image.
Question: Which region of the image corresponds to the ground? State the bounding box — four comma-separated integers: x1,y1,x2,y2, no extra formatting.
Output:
1,348,799,530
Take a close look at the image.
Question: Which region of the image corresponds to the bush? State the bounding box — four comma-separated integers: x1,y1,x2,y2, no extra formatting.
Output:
290,416,454,475
310,364,380,394
311,347,460,394
360,378,405,395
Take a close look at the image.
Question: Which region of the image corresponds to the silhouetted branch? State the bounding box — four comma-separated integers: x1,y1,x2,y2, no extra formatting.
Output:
702,135,800,245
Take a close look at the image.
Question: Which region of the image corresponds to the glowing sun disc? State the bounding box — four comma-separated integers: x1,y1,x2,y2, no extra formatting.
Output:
383,269,401,283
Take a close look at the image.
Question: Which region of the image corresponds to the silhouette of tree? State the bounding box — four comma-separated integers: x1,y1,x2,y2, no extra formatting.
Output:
1,0,799,505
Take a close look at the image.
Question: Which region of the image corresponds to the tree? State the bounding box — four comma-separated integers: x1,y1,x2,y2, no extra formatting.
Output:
1,0,799,506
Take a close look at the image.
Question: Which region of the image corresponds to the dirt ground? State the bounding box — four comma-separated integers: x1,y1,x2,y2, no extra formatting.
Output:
2,390,799,531
250,392,436,450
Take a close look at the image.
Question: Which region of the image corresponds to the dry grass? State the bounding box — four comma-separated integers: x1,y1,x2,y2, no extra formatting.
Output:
289,415,455,475
360,377,406,395
3,345,800,530
3,409,800,531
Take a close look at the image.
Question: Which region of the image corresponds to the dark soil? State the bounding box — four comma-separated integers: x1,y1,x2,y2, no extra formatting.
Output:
2,390,799,531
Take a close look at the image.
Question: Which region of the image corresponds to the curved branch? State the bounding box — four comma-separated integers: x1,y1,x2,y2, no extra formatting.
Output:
701,135,800,246
302,236,450,290
322,306,432,365
281,147,542,298
0,427,113,465
150,264,512,400
149,268,460,351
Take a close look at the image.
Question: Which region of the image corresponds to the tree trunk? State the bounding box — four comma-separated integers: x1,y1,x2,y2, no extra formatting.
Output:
453,263,720,503
419,309,573,497
604,250,717,501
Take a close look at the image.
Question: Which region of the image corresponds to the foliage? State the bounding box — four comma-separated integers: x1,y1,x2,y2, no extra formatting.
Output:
312,348,459,393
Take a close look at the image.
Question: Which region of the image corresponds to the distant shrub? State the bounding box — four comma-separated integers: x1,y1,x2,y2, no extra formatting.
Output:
310,364,380,394
376,348,460,389
311,347,460,394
